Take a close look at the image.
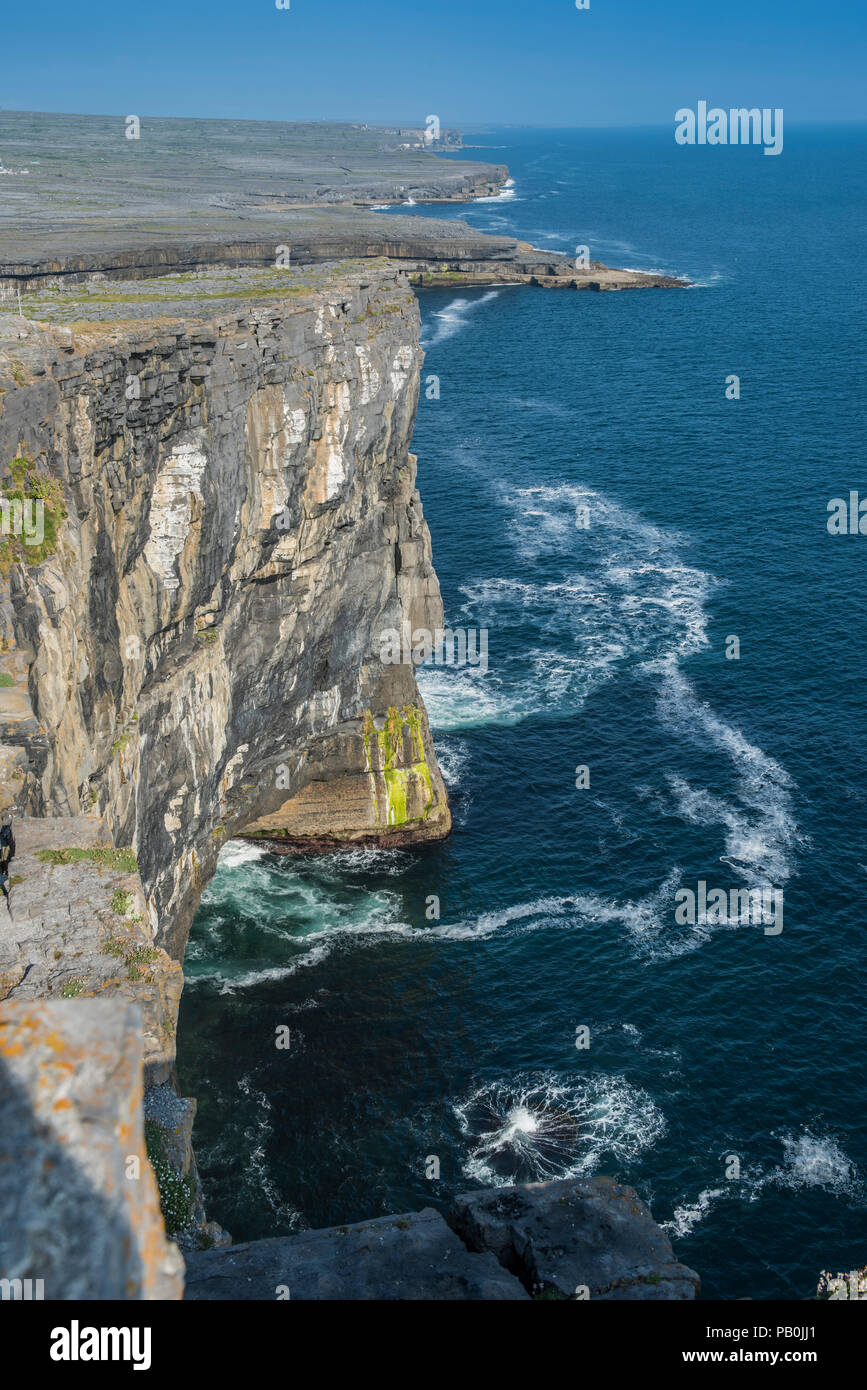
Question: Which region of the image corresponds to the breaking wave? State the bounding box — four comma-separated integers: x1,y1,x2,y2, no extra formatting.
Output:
453,1071,665,1184
474,179,517,203
663,1130,862,1238
657,668,802,891
422,477,801,910
422,290,501,347
421,482,714,731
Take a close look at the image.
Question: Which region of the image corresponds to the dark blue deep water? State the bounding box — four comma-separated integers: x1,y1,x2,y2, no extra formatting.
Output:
178,126,867,1299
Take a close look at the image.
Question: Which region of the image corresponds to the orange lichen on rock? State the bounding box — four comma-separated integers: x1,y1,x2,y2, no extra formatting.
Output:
0,999,184,1300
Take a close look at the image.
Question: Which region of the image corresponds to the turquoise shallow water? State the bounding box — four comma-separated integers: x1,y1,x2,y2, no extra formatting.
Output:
178,125,867,1298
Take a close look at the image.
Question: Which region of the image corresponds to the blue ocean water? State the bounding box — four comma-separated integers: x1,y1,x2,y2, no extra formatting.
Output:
178,126,867,1299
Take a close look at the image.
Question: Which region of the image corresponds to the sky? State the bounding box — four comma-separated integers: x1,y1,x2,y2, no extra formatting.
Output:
1,0,864,128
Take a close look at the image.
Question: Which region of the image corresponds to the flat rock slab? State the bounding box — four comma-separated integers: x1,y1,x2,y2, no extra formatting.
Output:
450,1177,700,1300
15,814,107,852
184,1208,528,1301
0,817,181,1082
0,112,502,250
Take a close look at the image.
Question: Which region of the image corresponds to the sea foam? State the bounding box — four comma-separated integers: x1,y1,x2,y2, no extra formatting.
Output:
453,1070,665,1185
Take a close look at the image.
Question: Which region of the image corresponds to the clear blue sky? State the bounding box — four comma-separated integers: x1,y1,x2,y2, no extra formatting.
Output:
2,0,864,127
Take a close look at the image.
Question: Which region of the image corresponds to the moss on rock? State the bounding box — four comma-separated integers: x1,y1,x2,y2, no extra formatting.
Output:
363,704,436,829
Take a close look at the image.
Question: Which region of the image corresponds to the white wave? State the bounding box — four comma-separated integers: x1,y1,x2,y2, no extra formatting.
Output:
205,940,335,993
426,895,572,943
416,479,713,731
199,874,695,991
508,482,687,559
191,860,744,992
419,633,613,732
237,1073,272,1110
454,1071,665,1185
310,844,411,876
474,185,517,202
663,1130,861,1240
768,1130,859,1197
417,664,520,731
421,872,710,960
620,265,674,277
663,1187,728,1239
433,734,471,789
421,290,501,347
561,867,715,961
657,665,801,889
236,1075,301,1227
218,839,269,869
474,478,802,894
684,270,733,289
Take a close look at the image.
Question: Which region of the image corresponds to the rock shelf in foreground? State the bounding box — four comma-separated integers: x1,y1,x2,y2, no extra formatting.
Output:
183,1178,700,1300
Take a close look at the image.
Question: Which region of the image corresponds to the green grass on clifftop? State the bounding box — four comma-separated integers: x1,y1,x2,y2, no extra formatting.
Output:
36,845,139,873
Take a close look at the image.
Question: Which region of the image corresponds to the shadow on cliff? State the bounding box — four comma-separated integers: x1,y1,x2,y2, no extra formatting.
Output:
0,1056,147,1300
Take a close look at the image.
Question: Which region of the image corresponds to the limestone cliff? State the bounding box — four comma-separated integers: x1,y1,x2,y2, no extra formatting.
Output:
0,260,706,1300
0,261,449,963
0,117,697,1299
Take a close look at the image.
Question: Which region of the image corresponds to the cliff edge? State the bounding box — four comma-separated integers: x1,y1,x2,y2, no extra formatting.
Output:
0,261,449,964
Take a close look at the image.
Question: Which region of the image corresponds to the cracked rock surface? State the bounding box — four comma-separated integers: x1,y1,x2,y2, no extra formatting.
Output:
450,1178,700,1300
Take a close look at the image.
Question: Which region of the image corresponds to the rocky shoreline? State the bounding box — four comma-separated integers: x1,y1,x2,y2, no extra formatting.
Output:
0,216,687,302
0,113,688,300
0,117,696,1300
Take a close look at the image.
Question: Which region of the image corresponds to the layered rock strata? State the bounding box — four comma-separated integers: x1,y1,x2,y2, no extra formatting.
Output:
0,261,449,962
0,261,450,1252
0,216,687,300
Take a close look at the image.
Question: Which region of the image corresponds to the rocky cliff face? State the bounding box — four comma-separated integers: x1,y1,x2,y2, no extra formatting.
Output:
0,257,701,1300
0,215,688,301
0,262,449,961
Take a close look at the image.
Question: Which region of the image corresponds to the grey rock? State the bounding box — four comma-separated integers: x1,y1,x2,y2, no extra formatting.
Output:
0,817,182,1085
184,1208,529,1301
449,1177,700,1300
0,115,687,297
0,999,183,1300
0,261,450,962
